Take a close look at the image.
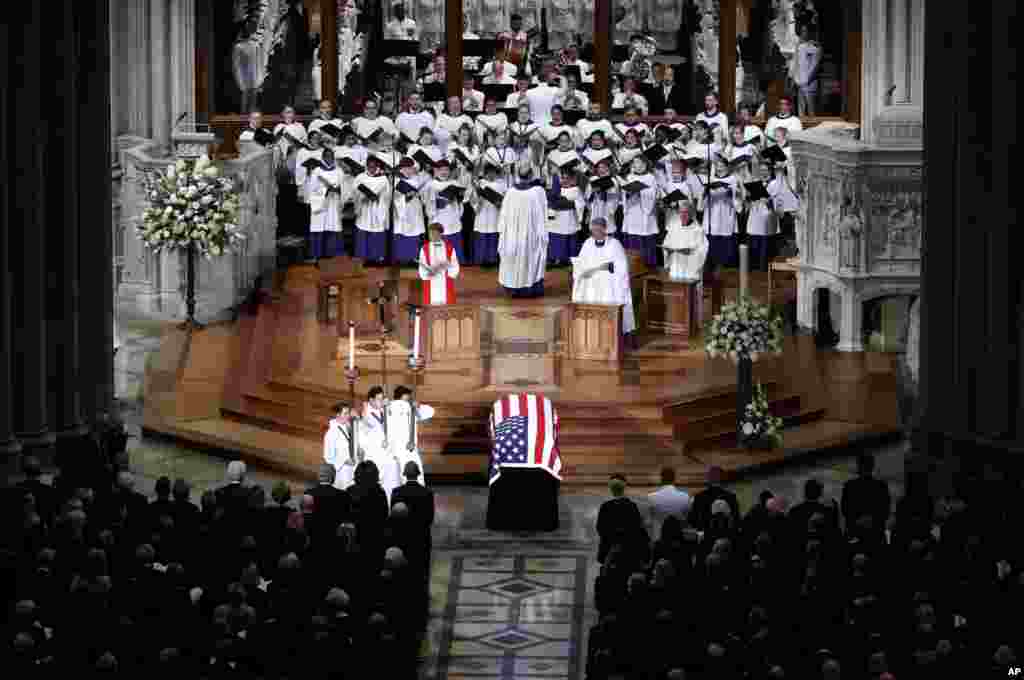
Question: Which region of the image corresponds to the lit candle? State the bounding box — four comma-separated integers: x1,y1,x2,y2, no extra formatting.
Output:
348,321,355,371
739,244,749,299
412,311,421,361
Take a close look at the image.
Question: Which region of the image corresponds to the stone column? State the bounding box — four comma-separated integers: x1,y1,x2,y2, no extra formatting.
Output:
0,19,21,461
150,0,172,153
9,1,55,463
861,0,924,146
170,0,196,125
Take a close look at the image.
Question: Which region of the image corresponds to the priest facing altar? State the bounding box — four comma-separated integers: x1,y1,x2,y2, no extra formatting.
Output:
418,223,460,305
497,160,548,298
571,217,636,335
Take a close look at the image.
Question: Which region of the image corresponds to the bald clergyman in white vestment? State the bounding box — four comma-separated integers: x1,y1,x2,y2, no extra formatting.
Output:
497,161,549,297
572,217,636,335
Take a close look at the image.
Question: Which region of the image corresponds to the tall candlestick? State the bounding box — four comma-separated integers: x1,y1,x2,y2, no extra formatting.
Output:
348,321,355,370
412,311,421,361
739,244,749,299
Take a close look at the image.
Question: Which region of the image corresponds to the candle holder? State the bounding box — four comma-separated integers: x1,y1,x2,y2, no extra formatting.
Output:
344,365,360,410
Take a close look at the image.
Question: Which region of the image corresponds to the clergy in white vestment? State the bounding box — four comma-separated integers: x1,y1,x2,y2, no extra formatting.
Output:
497,160,549,297
662,203,709,282
324,403,359,490
387,386,434,486
572,217,636,334
308,148,349,260
360,386,402,503
353,158,393,263
418,223,460,305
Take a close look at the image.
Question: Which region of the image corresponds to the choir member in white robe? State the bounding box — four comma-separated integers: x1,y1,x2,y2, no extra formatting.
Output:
418,223,460,304
461,75,486,113
308,148,349,260
765,97,803,141
585,160,622,236
695,93,730,145
616,129,645,174
612,79,649,116
509,105,541,174
337,129,369,169
737,105,764,145
561,45,594,83
295,133,326,247
360,386,402,503
396,92,435,149
770,128,796,180
393,157,429,264
621,157,660,267
745,175,786,271
237,111,267,145
308,100,344,141
448,125,480,189
546,172,584,266
324,403,358,489
614,107,651,144
702,161,743,271
482,131,517,184
407,126,444,174
387,386,434,486
471,160,508,264
505,75,532,110
353,158,393,263
545,132,580,187
662,202,708,282
497,161,548,297
351,99,399,147
435,98,474,155
557,73,590,113
475,98,509,143
577,105,617,150
572,217,636,334
425,160,468,262
525,71,563,126
580,130,615,177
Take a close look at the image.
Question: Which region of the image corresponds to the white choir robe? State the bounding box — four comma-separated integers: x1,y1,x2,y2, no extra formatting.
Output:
571,237,636,333
396,110,436,146
273,122,308,181
448,145,480,186
548,186,585,235
353,173,392,233
509,122,541,172
695,111,730,143
546,149,581,185
434,113,474,154
538,123,576,153
612,92,649,115
765,114,803,141
581,147,614,174
475,113,509,142
505,91,532,110
425,180,465,236
617,146,643,169
585,176,623,234
337,144,369,170
394,175,428,239
462,88,485,113
577,119,617,148
351,115,399,144
309,117,345,138
370,149,404,174
615,122,650,143
526,84,562,126
471,177,508,234
659,178,698,209
483,147,516,178
747,177,787,236
621,174,659,237
557,89,590,113
294,148,324,202
385,401,435,486
308,167,347,232
406,143,443,172
418,239,460,305
359,406,402,503
324,418,357,489
662,218,709,281
703,175,742,235
497,184,549,290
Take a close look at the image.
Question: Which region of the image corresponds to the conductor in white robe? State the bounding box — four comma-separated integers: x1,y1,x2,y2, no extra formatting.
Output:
387,386,435,486
572,217,636,335
497,160,549,297
324,403,358,490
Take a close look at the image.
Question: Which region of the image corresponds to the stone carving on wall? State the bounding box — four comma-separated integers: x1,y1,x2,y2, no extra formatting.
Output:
839,194,864,271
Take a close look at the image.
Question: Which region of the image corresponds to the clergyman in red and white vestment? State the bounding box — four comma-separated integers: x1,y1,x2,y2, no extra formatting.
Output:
418,224,460,305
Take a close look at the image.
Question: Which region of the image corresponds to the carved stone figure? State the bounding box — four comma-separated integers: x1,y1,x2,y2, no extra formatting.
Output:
839,196,862,270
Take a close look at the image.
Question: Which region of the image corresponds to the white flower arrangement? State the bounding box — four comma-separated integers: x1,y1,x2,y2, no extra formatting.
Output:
704,294,785,363
740,383,784,448
137,155,244,258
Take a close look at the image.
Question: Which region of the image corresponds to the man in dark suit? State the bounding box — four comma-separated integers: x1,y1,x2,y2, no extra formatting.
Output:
16,455,56,526
216,460,256,537
596,474,645,564
688,466,741,532
841,454,892,533
648,65,687,115
305,463,352,536
392,461,435,584
788,478,840,539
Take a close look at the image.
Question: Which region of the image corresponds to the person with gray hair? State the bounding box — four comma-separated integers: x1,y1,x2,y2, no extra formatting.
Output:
496,158,549,298
304,462,352,537
215,460,253,526
572,216,636,337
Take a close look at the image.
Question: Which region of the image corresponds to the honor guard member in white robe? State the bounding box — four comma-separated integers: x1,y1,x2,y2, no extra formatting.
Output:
471,158,509,264
360,386,402,503
497,160,549,297
353,158,393,263
572,217,636,334
351,98,399,148
435,97,474,155
765,96,803,141
308,148,349,260
585,159,622,236
425,159,468,261
662,202,709,282
387,386,434,486
475,98,510,144
418,223,460,305
702,160,744,271
621,156,660,267
393,157,429,264
396,92,435,150
324,403,359,489
577,105,617,153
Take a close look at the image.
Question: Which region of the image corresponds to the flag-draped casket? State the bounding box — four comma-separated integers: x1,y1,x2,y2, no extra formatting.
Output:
487,393,562,531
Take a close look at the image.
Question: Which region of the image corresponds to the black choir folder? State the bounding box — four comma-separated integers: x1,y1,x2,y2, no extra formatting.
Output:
662,189,688,204
590,175,615,192
357,183,379,200
554,156,580,173
621,180,649,195
251,128,276,146
340,157,364,175
301,156,324,171
412,149,434,168
760,145,789,165
550,194,577,211
451,147,475,169
643,144,669,164
318,122,344,140
438,184,466,202
744,181,771,202
396,180,420,196
477,185,504,206
716,152,753,169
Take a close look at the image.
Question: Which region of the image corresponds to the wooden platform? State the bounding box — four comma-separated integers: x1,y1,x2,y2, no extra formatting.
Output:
142,262,902,486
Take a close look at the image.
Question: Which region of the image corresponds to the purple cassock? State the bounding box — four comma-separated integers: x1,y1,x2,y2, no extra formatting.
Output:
392,233,422,264
310,232,343,259
706,234,737,269
443,233,465,263
474,233,500,265
546,233,579,265
622,233,660,267
355,229,387,262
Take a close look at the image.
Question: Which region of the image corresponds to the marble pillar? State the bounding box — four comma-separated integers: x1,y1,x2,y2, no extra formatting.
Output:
0,20,20,460
170,0,197,129
150,0,172,152
860,0,924,146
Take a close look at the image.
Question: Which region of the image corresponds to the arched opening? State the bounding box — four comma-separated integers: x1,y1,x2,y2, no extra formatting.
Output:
862,294,916,352
813,286,839,347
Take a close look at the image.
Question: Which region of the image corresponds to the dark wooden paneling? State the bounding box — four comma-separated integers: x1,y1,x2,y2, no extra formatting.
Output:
718,0,737,116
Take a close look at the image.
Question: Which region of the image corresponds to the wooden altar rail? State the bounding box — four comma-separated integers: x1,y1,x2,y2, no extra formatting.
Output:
566,303,623,362
422,303,482,363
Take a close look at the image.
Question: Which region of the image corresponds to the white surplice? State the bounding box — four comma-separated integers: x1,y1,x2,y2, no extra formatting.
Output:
395,173,428,238
359,405,402,503
571,237,636,333
385,401,435,486
662,218,709,281
585,175,622,234
353,173,392,233
747,177,786,236
702,174,742,236
309,167,347,232
470,177,509,233
497,184,549,289
621,173,659,237
323,417,357,489
425,179,465,235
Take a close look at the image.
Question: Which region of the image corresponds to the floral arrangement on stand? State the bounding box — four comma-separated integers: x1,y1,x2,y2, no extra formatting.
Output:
704,295,785,362
740,383,785,448
137,156,243,328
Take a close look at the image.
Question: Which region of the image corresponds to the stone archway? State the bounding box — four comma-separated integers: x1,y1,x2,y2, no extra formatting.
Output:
862,293,917,352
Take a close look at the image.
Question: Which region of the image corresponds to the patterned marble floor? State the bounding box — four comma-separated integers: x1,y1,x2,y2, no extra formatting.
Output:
104,300,909,680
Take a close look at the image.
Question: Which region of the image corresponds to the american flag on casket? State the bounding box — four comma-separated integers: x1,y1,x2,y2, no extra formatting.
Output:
489,393,562,485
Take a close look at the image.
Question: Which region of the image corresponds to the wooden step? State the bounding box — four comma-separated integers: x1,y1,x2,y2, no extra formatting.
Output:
685,405,828,454
673,394,803,442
